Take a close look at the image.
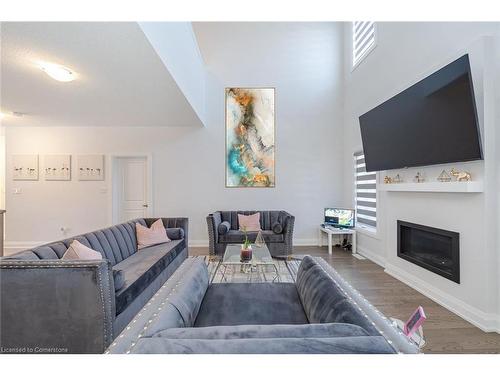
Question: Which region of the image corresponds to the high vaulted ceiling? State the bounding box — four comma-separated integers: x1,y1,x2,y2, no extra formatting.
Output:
1,22,203,127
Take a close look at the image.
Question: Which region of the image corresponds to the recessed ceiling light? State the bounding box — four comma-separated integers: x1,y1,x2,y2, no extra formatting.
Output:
39,62,76,82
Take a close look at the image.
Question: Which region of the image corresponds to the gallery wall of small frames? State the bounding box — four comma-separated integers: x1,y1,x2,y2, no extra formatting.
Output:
12,154,105,181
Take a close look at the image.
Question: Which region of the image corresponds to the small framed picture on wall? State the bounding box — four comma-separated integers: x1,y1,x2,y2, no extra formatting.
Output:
77,155,104,181
44,155,71,181
13,154,39,180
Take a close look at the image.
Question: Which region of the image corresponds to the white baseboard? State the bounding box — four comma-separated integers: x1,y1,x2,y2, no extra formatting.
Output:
189,240,209,247
356,245,386,267
350,245,500,333
385,264,500,334
189,238,319,248
352,253,366,260
293,238,318,246
5,238,320,252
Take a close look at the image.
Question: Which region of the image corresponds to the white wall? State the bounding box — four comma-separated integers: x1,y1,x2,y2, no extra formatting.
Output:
342,22,500,332
4,23,345,250
494,36,500,328
139,22,206,125
0,126,5,209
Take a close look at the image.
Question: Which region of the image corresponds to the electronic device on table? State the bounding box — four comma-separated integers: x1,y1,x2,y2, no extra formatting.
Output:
324,208,355,229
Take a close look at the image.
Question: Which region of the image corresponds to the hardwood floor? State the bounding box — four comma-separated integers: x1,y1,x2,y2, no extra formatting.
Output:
189,245,500,354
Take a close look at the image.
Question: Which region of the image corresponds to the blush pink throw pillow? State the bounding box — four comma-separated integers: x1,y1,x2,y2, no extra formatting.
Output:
62,240,103,260
238,213,262,232
136,219,171,250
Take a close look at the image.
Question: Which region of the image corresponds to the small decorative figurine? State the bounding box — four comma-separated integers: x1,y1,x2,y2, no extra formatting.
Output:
384,176,393,184
437,170,452,182
393,174,403,183
450,168,471,182
414,172,425,183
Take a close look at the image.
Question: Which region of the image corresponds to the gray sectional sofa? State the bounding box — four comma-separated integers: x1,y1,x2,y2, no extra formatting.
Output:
0,217,188,354
108,256,420,354
207,210,294,257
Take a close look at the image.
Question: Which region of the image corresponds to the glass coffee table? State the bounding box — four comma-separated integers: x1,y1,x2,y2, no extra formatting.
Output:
211,243,281,283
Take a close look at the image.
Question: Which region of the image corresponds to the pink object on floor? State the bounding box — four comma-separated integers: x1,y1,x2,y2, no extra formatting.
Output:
404,306,426,337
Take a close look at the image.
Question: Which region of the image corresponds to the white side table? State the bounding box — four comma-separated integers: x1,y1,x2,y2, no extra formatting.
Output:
318,226,357,255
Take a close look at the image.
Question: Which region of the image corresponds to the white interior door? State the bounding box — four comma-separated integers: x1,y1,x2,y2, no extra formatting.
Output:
115,157,150,222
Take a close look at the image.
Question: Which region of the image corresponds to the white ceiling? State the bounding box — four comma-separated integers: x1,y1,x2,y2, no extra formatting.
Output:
192,22,343,118
192,22,341,78
1,22,202,127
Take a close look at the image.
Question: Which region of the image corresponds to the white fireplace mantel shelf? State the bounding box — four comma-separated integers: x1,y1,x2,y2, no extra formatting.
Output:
378,181,484,193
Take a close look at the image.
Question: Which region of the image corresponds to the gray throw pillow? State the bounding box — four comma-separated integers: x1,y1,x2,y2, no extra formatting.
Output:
218,221,231,235
166,228,185,240
272,222,283,234
113,269,125,291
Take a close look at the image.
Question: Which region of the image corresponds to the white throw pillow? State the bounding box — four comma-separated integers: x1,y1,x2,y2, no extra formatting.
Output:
62,240,103,260
136,219,171,250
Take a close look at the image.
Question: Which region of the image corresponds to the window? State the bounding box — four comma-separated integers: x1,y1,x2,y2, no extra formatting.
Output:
352,21,376,68
354,151,377,231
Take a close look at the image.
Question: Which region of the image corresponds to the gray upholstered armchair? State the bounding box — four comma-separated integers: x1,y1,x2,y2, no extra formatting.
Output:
206,211,294,257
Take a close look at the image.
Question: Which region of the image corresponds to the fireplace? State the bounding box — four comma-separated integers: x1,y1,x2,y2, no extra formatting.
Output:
397,220,460,283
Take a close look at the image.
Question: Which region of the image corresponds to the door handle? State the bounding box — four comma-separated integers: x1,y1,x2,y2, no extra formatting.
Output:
142,204,149,208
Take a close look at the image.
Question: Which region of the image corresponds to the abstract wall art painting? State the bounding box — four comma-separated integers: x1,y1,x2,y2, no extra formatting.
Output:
225,88,275,187
13,154,39,180
44,155,71,181
77,155,104,181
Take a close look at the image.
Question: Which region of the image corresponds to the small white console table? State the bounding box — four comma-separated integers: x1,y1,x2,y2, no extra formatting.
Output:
318,225,357,255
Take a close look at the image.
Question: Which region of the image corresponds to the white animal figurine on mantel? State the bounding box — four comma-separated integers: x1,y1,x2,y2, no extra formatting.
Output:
450,168,471,182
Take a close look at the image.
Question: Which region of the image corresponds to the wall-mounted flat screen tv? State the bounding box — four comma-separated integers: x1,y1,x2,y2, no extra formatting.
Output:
359,54,482,172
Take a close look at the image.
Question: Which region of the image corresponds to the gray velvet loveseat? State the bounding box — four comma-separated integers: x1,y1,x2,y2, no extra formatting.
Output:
207,210,294,257
108,256,419,354
0,217,188,354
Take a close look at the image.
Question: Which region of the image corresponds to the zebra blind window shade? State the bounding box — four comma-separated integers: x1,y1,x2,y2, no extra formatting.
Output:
352,21,376,67
354,151,377,231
